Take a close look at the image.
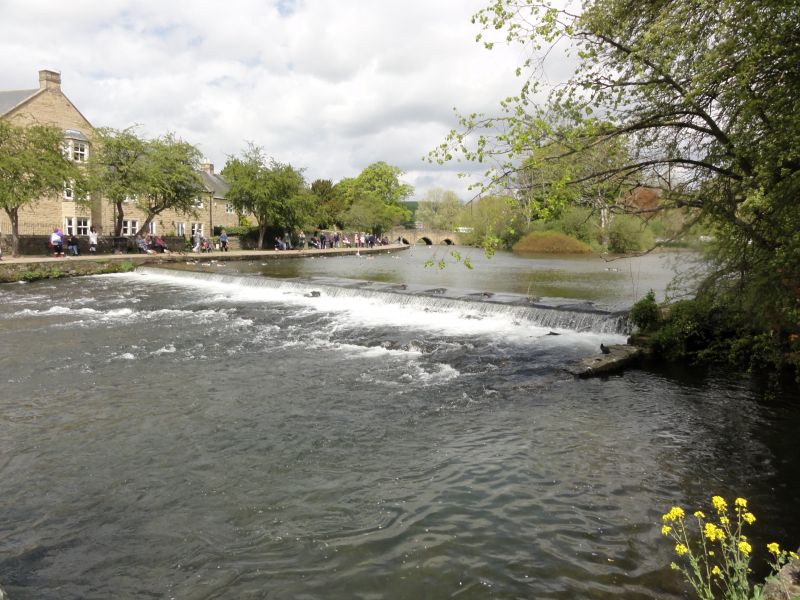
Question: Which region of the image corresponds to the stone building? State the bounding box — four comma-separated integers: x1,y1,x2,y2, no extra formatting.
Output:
0,69,236,245
0,69,96,236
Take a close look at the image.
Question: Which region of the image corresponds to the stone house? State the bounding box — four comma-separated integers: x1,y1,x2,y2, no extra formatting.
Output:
0,69,96,237
0,69,236,246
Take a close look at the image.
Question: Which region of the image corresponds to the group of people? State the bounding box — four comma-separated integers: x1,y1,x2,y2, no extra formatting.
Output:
192,229,228,253
304,231,390,250
49,226,98,258
135,234,170,254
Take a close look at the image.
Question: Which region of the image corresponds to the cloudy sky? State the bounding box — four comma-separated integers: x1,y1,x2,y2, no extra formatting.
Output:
1,0,571,201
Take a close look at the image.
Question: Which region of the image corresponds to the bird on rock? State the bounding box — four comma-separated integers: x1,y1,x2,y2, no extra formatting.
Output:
600,343,611,354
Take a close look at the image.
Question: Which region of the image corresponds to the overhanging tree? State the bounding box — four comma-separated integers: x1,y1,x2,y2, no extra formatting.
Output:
431,0,800,338
134,133,203,236
222,144,306,248
86,127,148,236
0,122,81,255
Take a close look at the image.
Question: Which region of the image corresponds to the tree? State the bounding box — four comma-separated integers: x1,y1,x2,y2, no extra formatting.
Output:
0,122,80,255
342,162,413,234
86,127,148,236
222,144,306,248
432,0,800,338
134,133,203,236
415,188,463,230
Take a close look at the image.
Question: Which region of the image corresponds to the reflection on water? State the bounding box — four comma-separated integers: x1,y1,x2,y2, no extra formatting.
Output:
0,252,796,600
201,246,699,309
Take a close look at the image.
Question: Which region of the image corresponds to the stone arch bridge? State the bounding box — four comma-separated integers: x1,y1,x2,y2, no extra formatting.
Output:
387,228,464,246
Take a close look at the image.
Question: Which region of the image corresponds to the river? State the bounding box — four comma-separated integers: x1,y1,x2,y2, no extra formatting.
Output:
0,246,797,599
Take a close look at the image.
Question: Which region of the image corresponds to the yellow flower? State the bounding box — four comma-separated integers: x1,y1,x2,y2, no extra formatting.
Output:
693,511,706,519
704,523,725,542
790,552,799,560
670,562,680,570
720,516,730,525
767,543,781,555
661,525,672,536
738,541,752,555
734,498,748,509
712,496,728,513
675,543,689,556
742,512,756,525
663,506,685,523
712,566,722,577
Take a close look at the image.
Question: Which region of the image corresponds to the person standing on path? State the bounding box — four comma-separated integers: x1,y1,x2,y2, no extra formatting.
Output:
88,226,98,254
50,227,64,258
219,229,229,252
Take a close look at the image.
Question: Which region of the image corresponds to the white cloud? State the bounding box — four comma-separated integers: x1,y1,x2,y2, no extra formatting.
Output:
0,0,573,201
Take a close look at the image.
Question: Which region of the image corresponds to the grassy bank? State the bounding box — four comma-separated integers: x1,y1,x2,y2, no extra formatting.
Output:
0,259,135,283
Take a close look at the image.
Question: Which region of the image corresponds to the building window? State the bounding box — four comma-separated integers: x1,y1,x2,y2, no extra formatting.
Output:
63,137,89,162
191,223,203,237
193,197,204,209
72,141,88,162
175,222,185,236
122,220,139,236
123,195,136,204
148,221,157,235
64,217,75,235
64,181,74,201
77,218,89,235
225,202,235,214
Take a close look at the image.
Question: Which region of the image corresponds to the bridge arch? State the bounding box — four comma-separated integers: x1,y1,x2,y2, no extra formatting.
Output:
388,228,463,247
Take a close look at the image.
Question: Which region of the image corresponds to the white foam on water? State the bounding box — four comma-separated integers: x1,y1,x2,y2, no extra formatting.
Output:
128,269,628,347
153,344,177,355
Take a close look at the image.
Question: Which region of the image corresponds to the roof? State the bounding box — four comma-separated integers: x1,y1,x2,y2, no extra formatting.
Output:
0,88,40,117
64,128,90,141
198,170,230,198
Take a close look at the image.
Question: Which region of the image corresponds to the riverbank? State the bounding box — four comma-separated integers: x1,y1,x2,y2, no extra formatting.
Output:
0,244,409,283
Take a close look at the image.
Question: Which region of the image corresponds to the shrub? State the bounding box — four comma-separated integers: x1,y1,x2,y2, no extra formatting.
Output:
607,215,655,253
629,289,660,332
554,206,600,245
512,231,593,254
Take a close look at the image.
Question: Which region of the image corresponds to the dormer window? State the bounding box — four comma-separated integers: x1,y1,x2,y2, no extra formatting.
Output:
63,129,90,163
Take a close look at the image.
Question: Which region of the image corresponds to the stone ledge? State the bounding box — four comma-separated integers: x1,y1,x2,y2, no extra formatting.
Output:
565,344,642,378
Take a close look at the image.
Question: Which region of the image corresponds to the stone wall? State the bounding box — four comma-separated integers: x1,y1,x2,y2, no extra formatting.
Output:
0,235,187,256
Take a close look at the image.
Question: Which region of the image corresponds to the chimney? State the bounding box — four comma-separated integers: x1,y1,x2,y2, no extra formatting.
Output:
200,163,214,174
39,70,61,90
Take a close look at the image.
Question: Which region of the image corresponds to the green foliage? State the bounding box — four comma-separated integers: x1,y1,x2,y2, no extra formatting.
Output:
431,0,800,363
415,188,463,230
551,206,600,246
217,225,256,237
86,127,148,236
340,162,413,234
222,144,308,248
0,121,81,254
629,290,660,332
135,133,203,236
607,216,655,253
458,194,525,250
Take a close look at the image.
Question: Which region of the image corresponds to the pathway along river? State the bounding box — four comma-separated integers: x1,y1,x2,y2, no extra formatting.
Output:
0,247,798,599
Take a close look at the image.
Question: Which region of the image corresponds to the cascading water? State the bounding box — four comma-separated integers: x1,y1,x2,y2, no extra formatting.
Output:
136,266,632,335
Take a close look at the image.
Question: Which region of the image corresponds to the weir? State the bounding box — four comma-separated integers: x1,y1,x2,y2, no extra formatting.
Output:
138,267,631,334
